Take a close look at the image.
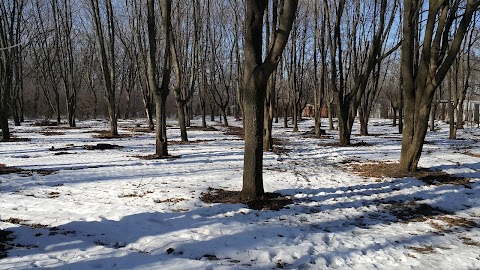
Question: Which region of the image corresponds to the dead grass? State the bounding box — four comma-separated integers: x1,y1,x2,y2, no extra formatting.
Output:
83,143,122,150
201,188,292,211
188,126,217,131
0,137,31,142
0,165,56,176
1,218,49,229
407,245,436,254
271,138,291,155
382,200,479,235
383,200,450,223
463,151,480,158
119,191,153,198
0,165,22,175
458,236,480,246
436,216,479,229
92,133,132,139
124,127,154,133
154,198,187,204
346,161,472,187
34,119,58,126
41,131,65,136
134,154,181,160
223,126,244,138
318,141,371,147
169,139,216,145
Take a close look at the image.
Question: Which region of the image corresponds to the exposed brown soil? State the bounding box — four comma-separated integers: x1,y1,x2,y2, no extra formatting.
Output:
92,133,132,139
381,200,479,233
154,198,187,204
0,165,22,175
118,190,153,198
201,188,292,211
86,129,132,139
383,200,450,222
34,119,58,126
124,127,154,133
223,126,244,138
463,151,480,158
271,138,291,155
0,165,56,176
459,236,480,246
188,126,217,131
435,216,479,229
319,141,371,147
83,143,122,150
347,161,472,187
301,130,331,139
169,139,216,145
407,245,436,254
1,218,49,229
41,131,65,136
0,137,31,142
364,133,388,137
134,154,181,160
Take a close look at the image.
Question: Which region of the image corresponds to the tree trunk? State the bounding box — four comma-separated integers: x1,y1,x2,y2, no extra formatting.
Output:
242,79,267,199
327,100,334,130
222,108,229,127
242,0,297,200
210,105,215,122
177,104,188,142
292,101,298,132
399,0,477,171
155,95,168,156
90,0,118,136
146,0,172,157
201,100,207,128
263,0,277,152
456,106,464,130
429,97,438,131
392,107,398,127
337,101,351,145
359,109,368,136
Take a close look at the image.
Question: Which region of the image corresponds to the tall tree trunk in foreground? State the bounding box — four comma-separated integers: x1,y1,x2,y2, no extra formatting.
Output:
400,0,479,171
242,0,298,200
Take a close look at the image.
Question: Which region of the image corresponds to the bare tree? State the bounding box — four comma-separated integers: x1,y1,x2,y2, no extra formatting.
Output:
146,0,172,157
31,1,62,124
90,0,118,136
0,0,25,140
325,0,399,145
263,0,278,151
171,0,199,142
242,0,298,200
400,0,479,171
207,0,234,127
53,0,80,127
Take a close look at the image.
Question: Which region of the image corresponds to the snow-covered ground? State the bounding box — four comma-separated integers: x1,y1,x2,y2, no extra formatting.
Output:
0,117,479,270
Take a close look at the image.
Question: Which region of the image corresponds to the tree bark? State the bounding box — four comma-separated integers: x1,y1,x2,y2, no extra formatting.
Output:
399,0,478,171
90,0,118,136
146,0,172,157
242,0,298,200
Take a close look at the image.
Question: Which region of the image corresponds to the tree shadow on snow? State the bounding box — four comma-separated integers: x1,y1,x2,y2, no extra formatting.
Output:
1,176,478,269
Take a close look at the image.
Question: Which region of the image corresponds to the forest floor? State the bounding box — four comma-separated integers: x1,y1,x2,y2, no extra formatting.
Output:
0,117,479,269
